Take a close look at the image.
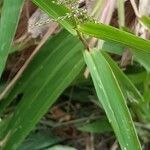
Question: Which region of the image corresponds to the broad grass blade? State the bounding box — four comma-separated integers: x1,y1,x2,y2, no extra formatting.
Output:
0,31,84,150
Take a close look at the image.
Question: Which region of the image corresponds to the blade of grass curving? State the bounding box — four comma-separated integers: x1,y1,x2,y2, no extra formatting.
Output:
0,31,85,150
101,51,144,103
101,52,150,121
32,0,76,35
78,22,150,71
0,0,24,77
84,50,141,150
78,22,150,53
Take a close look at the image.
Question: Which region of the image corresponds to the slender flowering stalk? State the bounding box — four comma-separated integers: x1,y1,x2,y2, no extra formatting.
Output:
30,0,97,29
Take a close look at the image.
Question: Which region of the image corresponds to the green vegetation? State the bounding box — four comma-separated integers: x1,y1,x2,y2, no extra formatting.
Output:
0,0,150,149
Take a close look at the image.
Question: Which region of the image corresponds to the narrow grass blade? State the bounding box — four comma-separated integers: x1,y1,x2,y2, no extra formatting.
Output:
78,22,150,71
0,31,84,150
101,52,150,121
101,52,144,103
0,0,24,77
84,50,141,150
78,22,150,53
32,0,76,35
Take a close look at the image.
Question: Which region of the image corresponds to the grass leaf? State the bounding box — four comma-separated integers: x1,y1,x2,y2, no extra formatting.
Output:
0,0,24,77
101,52,144,103
1,31,84,150
84,49,141,150
78,22,150,71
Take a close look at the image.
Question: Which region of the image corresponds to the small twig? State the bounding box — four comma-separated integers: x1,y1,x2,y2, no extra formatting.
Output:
14,32,29,43
83,37,98,78
76,26,92,78
86,133,95,150
0,22,59,101
130,0,140,17
111,141,118,150
40,115,101,128
76,25,92,79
